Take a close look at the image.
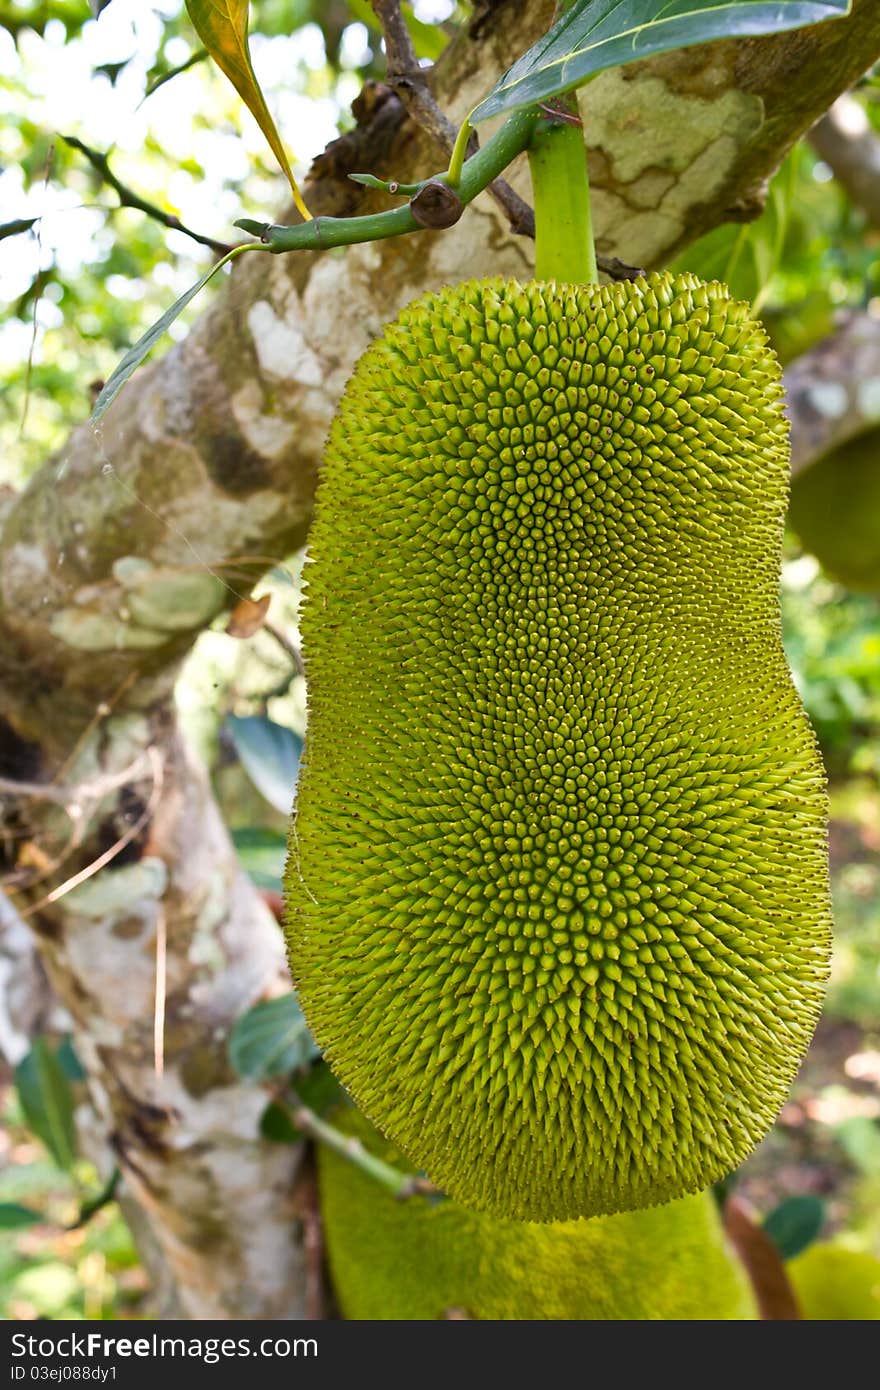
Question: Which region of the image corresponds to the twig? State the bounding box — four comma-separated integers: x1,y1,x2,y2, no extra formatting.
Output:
370,0,534,236
20,142,54,438
265,621,305,678
54,669,139,785
0,751,151,808
238,105,540,252
286,1089,440,1201
61,135,234,256
19,746,163,918
141,48,208,104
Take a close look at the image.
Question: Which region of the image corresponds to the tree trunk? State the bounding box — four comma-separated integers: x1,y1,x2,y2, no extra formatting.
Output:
810,94,880,228
2,0,880,1319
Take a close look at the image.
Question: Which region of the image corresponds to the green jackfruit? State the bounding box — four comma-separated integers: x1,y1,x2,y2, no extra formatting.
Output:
318,1106,758,1320
286,272,831,1221
788,427,880,592
788,1244,880,1320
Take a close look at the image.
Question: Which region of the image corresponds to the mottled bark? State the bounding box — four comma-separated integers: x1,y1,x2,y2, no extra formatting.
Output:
810,93,880,228
2,0,880,1319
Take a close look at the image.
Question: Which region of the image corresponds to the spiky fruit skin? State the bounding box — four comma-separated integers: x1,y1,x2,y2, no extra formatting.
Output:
318,1107,757,1320
286,272,831,1221
788,427,880,592
788,1244,880,1320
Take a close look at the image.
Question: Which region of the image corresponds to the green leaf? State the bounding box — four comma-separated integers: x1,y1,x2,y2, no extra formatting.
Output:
471,0,852,123
259,1100,303,1143
14,1039,78,1172
230,826,287,892
228,994,319,1080
184,1,310,219
0,1202,43,1230
92,244,254,422
764,1195,825,1260
227,713,302,814
834,1115,880,1175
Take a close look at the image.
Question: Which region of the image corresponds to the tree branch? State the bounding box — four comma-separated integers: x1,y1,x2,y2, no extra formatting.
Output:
370,0,535,237
785,310,880,477
809,92,880,227
61,135,234,256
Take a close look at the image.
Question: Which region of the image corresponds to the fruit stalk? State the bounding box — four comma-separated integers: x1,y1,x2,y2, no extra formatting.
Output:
528,93,598,285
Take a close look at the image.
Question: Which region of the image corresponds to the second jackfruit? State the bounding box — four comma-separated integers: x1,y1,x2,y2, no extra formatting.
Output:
318,1106,757,1320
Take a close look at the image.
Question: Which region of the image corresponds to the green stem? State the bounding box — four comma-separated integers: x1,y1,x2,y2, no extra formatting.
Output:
527,95,598,285
286,1093,439,1201
241,105,539,254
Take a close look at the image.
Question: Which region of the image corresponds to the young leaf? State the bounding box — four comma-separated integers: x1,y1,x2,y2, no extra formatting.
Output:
14,1038,78,1172
185,1,311,220
470,0,852,124
226,592,271,638
228,994,319,1080
227,713,303,815
92,244,257,422
764,1195,825,1260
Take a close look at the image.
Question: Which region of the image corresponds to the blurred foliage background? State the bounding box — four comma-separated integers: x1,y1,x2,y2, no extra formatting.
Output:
1,0,878,1319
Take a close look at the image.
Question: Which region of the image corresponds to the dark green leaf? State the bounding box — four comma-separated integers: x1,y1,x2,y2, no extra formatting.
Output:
94,59,129,85
230,826,287,892
14,1039,78,1171
92,245,253,422
227,713,302,814
259,1100,303,1143
56,1035,86,1082
764,1195,825,1259
0,217,38,241
294,1061,340,1117
228,994,319,1080
471,0,851,123
0,1202,43,1230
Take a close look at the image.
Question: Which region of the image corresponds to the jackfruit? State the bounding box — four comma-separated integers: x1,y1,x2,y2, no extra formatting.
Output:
286,272,831,1221
317,1106,758,1320
788,1244,880,1320
788,426,880,592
